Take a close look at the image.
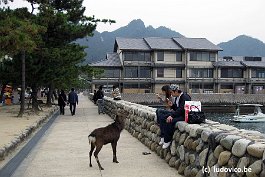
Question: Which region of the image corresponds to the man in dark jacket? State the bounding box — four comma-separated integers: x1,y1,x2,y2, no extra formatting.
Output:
68,88,78,116
161,84,191,149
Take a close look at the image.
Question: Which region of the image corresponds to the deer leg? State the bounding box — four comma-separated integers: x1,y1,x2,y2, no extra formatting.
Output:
111,141,119,163
94,144,104,170
89,143,95,167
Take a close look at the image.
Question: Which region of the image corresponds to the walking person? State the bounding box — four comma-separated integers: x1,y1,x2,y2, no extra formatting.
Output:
92,90,97,104
68,88,78,116
96,85,104,114
58,89,67,115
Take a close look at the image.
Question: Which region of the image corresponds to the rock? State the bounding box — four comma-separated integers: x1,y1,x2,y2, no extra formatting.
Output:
218,171,229,177
191,139,200,151
246,160,262,176
232,139,252,157
161,149,168,159
169,157,176,167
170,140,176,156
175,159,181,170
165,152,172,163
214,145,225,159
178,162,187,175
215,124,237,131
195,170,204,177
207,153,217,167
237,157,250,177
188,154,196,165
0,148,5,160
175,131,181,142
228,156,239,168
196,139,204,152
185,152,190,165
189,125,201,137
178,145,185,161
247,143,265,158
156,146,162,156
215,133,230,144
201,130,213,142
150,142,156,151
179,133,187,145
220,135,242,150
184,166,192,177
191,168,199,176
199,148,208,167
184,136,194,150
177,121,188,132
210,165,219,177
218,151,231,166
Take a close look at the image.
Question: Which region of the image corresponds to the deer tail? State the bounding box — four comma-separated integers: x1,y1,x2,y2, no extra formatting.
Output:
88,134,96,144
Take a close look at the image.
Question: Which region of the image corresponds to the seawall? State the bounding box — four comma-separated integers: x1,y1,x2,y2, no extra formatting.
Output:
90,94,265,177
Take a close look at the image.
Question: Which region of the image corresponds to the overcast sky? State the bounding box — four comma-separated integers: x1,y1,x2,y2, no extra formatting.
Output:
2,0,265,44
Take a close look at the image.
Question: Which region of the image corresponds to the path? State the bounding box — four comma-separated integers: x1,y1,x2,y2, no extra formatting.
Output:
10,94,180,177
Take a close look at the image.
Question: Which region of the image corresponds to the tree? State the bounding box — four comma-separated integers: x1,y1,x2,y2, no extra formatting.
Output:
0,7,46,116
26,0,114,106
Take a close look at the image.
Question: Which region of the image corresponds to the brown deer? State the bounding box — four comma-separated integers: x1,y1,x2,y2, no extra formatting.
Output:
88,109,127,170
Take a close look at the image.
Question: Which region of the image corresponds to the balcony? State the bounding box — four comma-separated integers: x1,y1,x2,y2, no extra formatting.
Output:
123,61,153,66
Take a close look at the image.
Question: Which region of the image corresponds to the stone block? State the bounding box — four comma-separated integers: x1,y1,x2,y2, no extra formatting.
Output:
232,139,252,157
218,151,231,166
247,143,265,158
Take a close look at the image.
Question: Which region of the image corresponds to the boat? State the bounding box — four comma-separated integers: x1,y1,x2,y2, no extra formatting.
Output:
233,104,265,122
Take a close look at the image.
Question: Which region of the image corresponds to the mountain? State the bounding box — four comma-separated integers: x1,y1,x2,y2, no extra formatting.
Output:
77,19,183,63
218,35,265,57
77,19,265,63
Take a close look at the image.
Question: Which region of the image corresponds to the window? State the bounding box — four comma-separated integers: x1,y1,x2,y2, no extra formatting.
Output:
144,53,151,61
157,52,164,61
190,52,216,62
176,68,182,78
244,57,262,61
252,69,265,78
139,67,151,78
124,83,138,88
124,67,138,78
210,53,216,61
190,68,213,78
124,52,133,61
124,52,151,61
221,68,243,78
176,52,182,61
103,69,120,78
157,68,164,77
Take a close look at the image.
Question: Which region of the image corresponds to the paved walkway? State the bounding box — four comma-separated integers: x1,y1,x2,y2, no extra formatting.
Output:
11,94,180,177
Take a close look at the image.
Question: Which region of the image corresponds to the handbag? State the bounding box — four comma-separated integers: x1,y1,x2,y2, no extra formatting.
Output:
188,105,205,124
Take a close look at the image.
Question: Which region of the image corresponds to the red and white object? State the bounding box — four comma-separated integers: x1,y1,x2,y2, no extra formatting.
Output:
184,101,202,122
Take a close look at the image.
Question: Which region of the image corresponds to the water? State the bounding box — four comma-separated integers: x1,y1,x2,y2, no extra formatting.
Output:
205,113,265,134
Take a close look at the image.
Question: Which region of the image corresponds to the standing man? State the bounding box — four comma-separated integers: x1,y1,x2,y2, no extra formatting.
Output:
68,88,78,116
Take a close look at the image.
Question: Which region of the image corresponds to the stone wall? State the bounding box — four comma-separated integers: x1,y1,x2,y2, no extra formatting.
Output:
100,95,265,177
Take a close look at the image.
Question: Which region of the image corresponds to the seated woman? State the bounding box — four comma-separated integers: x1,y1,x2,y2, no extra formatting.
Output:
160,85,191,149
112,85,121,100
155,85,175,146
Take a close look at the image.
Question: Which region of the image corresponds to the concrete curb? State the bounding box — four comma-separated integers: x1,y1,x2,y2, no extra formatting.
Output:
0,107,59,161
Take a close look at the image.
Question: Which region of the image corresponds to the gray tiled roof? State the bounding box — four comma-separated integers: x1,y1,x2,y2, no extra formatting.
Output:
90,53,122,67
115,37,151,50
173,38,223,51
144,37,182,50
213,61,244,67
241,61,265,68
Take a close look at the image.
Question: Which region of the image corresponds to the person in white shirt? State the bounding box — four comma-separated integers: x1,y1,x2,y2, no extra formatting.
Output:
112,85,121,100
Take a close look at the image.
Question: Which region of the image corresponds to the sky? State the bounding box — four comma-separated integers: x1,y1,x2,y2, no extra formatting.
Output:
2,0,265,44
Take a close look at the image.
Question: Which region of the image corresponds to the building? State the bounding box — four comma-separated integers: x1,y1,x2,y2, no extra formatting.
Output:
90,37,265,94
